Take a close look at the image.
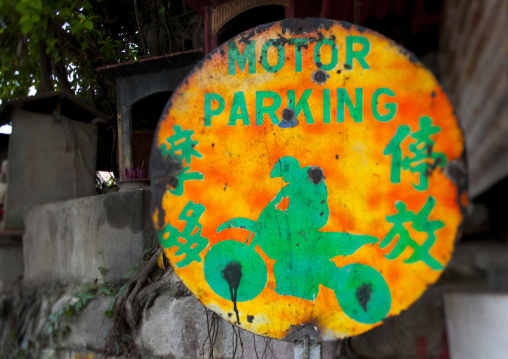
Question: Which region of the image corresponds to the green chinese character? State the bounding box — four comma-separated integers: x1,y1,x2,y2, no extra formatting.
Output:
158,201,209,268
379,196,444,270
384,125,411,184
161,125,203,164
169,167,204,196
161,125,204,195
384,116,447,191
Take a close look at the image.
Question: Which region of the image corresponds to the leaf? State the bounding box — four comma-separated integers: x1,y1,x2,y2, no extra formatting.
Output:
33,0,42,11
45,38,57,51
117,283,128,296
48,310,63,321
60,8,72,17
104,304,114,318
157,252,166,270
84,20,93,30
70,22,82,34
98,286,112,296
81,293,95,301
82,1,92,10
20,18,33,34
15,1,28,12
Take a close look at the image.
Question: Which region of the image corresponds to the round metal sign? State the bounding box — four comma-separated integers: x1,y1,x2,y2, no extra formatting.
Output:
150,18,466,340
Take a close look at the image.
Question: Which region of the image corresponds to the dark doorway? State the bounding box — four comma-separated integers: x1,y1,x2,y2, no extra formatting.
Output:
218,5,286,45
131,91,172,173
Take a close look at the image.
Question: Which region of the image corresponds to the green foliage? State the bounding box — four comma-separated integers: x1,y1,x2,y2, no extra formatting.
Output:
113,332,133,354
104,282,127,318
125,264,140,277
98,266,108,276
0,0,202,116
44,285,97,342
5,329,31,359
106,176,117,187
97,249,109,276
0,0,202,118
43,280,127,342
142,247,156,260
0,0,139,113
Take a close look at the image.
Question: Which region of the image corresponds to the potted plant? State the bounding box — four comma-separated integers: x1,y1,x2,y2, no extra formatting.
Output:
117,166,150,191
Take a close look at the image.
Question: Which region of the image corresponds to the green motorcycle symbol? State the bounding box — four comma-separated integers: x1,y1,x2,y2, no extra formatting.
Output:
204,156,391,324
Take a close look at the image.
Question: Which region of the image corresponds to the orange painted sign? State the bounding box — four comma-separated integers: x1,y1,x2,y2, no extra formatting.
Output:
150,19,467,340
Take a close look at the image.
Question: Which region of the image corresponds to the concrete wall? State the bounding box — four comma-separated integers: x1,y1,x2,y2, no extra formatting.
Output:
3,239,504,359
0,242,23,293
136,271,295,359
23,189,155,286
6,184,508,358
5,109,97,229
3,183,508,358
445,293,508,359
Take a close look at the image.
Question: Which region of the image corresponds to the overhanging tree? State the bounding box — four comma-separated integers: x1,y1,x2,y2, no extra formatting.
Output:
0,0,203,117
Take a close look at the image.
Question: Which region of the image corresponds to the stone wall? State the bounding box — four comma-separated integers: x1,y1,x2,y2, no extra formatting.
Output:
23,189,155,287
2,188,508,358
0,242,23,293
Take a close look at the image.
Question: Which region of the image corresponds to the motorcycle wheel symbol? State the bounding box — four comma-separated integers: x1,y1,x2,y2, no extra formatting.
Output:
204,235,391,325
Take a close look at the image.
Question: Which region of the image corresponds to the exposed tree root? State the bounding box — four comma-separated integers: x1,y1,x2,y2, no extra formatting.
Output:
104,248,167,356
121,248,163,329
203,307,221,359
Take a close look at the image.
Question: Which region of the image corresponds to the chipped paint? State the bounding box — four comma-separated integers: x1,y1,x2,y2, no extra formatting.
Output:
150,19,466,341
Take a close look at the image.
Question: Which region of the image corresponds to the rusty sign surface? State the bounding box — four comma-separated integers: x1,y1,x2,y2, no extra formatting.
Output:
150,18,467,340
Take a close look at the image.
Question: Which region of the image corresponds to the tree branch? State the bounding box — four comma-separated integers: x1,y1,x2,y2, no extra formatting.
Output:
37,42,53,93
52,59,72,94
157,0,173,54
134,0,148,56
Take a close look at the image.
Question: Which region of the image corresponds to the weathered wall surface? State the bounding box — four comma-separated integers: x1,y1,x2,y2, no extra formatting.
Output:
4,235,507,358
439,0,508,197
445,293,508,359
135,273,295,359
2,186,508,358
23,189,155,286
0,243,23,293
5,109,97,229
